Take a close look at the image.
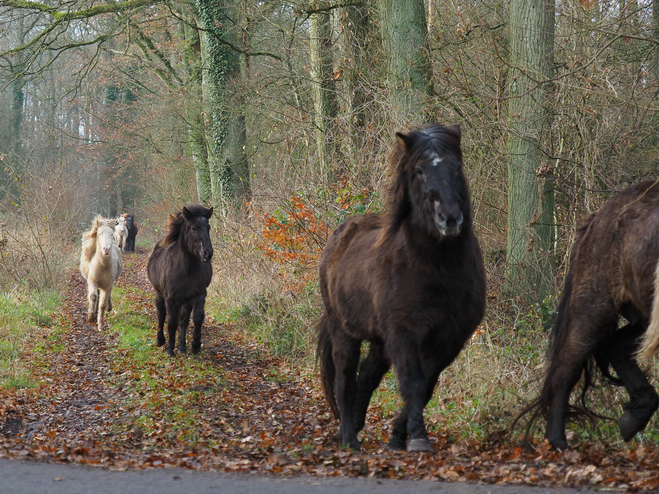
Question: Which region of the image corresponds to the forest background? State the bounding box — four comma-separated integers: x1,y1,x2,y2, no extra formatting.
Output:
2,0,659,448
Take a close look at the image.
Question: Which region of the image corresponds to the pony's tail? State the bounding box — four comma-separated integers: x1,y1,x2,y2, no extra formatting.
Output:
637,259,659,360
317,314,339,419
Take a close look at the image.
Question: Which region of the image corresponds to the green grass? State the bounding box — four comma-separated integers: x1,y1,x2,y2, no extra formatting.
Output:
105,286,227,445
216,283,321,362
0,289,59,389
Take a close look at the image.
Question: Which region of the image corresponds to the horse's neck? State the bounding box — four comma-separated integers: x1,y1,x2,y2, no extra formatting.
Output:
176,231,197,260
402,220,468,258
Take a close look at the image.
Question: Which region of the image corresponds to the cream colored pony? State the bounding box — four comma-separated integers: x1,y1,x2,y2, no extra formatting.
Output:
114,216,128,252
80,216,123,330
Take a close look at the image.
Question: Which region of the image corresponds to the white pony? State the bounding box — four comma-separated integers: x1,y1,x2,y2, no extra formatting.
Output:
80,216,123,330
114,216,128,252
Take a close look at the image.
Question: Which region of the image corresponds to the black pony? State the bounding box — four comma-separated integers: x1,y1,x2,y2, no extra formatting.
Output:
317,123,486,452
122,214,138,252
521,179,659,450
147,205,214,356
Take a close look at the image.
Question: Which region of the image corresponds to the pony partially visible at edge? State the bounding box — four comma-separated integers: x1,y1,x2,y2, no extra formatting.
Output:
518,179,659,450
80,215,123,331
147,205,213,356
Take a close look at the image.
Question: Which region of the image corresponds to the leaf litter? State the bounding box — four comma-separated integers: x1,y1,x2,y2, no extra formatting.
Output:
1,250,659,490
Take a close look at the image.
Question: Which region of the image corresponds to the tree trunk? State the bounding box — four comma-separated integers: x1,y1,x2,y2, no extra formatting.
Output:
338,4,371,168
223,4,250,200
506,0,556,304
377,0,433,123
181,18,212,203
196,0,244,205
310,1,338,180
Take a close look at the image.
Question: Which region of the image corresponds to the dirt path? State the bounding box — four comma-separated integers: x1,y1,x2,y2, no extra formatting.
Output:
1,250,659,490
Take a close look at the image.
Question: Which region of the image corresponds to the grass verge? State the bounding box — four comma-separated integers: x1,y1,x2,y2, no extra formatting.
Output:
0,289,59,389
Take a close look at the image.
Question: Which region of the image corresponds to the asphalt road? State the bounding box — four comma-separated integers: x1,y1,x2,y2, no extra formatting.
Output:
0,458,592,494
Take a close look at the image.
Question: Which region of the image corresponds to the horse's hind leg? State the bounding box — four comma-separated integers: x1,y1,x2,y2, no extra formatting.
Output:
165,299,180,356
354,341,390,433
190,298,205,354
332,333,361,450
597,323,659,442
544,313,616,450
177,303,192,354
155,294,166,347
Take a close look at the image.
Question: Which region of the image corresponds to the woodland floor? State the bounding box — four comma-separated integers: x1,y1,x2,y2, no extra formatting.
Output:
1,250,659,490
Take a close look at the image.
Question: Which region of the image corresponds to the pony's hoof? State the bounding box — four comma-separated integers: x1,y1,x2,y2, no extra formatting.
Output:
156,333,166,347
619,411,644,442
178,345,187,354
340,440,361,451
547,436,568,451
191,342,201,354
167,347,175,357
407,438,433,453
387,435,406,451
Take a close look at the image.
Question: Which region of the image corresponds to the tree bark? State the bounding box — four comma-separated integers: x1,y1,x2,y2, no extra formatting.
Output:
506,0,556,304
377,0,433,122
196,0,245,206
310,1,338,180
338,3,371,167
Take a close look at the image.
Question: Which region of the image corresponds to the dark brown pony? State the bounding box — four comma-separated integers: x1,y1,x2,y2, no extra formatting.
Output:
121,213,138,252
317,123,486,452
523,179,659,450
147,205,214,356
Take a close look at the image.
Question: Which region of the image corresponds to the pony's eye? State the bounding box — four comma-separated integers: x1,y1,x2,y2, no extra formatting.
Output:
415,168,424,177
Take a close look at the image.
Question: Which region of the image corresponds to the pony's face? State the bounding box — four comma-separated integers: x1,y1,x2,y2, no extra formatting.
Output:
183,208,214,263
121,214,135,229
400,126,467,238
97,224,116,256
115,217,127,233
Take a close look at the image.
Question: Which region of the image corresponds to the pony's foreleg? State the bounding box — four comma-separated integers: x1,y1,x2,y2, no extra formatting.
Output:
191,298,205,354
155,294,166,347
598,323,659,441
177,303,192,354
165,299,180,356
332,335,361,450
389,344,457,452
389,337,430,452
97,288,109,331
87,282,99,325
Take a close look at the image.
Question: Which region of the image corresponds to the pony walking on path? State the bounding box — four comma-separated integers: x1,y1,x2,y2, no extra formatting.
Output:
317,123,486,452
147,205,214,356
114,216,128,252
80,216,123,331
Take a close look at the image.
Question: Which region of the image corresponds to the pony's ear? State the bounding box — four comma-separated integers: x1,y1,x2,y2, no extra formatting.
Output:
447,124,461,142
182,207,193,220
205,207,213,219
395,132,414,152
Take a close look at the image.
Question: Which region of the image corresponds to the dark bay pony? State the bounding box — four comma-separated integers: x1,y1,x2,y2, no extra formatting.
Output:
317,123,486,452
122,213,138,252
147,205,214,356
524,179,659,450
